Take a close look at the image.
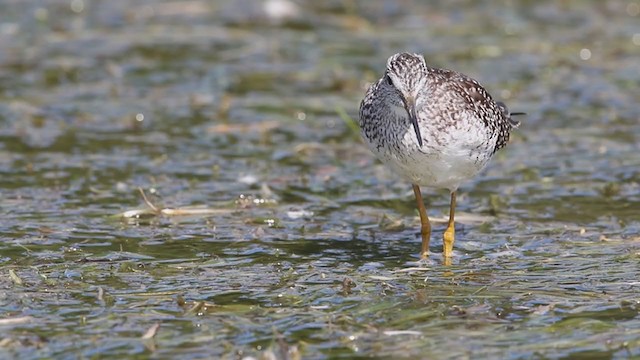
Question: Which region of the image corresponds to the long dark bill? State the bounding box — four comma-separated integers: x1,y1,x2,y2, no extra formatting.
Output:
404,96,423,147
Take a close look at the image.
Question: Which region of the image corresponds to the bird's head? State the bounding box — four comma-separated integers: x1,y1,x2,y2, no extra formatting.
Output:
381,52,429,147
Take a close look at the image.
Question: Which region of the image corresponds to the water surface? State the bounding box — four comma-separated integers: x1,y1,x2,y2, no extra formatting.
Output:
0,0,639,358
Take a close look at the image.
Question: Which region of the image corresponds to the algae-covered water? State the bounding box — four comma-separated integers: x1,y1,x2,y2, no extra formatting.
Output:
1,0,639,358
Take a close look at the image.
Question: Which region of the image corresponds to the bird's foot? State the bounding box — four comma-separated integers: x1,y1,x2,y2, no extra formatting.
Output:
443,226,455,258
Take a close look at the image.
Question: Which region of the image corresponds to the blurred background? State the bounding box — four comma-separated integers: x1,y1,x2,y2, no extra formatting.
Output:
0,0,639,358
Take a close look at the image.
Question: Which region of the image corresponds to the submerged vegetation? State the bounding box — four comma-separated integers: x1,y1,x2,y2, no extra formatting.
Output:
0,0,639,358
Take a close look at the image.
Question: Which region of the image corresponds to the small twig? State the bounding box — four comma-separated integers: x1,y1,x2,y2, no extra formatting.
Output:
394,267,431,273
141,323,161,339
160,208,226,216
138,187,159,213
185,301,205,315
0,316,32,325
9,269,24,286
118,189,235,218
15,243,32,253
383,330,422,336
472,285,489,295
97,287,104,302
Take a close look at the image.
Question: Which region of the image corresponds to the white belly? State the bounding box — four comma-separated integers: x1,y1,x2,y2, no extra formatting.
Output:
371,126,495,191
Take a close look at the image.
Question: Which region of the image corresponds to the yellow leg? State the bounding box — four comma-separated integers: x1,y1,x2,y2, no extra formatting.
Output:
412,184,431,259
443,191,456,258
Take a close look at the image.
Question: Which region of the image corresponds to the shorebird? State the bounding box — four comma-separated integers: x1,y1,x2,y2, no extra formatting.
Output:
359,52,521,260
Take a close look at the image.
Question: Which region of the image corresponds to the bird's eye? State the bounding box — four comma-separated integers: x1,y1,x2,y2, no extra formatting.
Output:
385,75,393,86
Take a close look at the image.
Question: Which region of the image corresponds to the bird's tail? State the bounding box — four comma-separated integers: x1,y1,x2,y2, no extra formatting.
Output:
496,101,525,128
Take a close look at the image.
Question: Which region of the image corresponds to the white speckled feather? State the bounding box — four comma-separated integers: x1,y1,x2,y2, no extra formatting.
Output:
359,52,518,192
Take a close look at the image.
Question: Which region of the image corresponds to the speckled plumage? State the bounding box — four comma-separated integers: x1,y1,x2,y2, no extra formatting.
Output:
359,52,519,192
358,52,521,259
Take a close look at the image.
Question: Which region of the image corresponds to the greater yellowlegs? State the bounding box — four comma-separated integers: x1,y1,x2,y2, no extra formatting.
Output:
359,52,521,259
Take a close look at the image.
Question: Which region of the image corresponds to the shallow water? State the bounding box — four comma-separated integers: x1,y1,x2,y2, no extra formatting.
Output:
0,0,639,358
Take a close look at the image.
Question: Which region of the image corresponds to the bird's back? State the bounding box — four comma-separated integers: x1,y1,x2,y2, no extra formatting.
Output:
421,67,516,154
